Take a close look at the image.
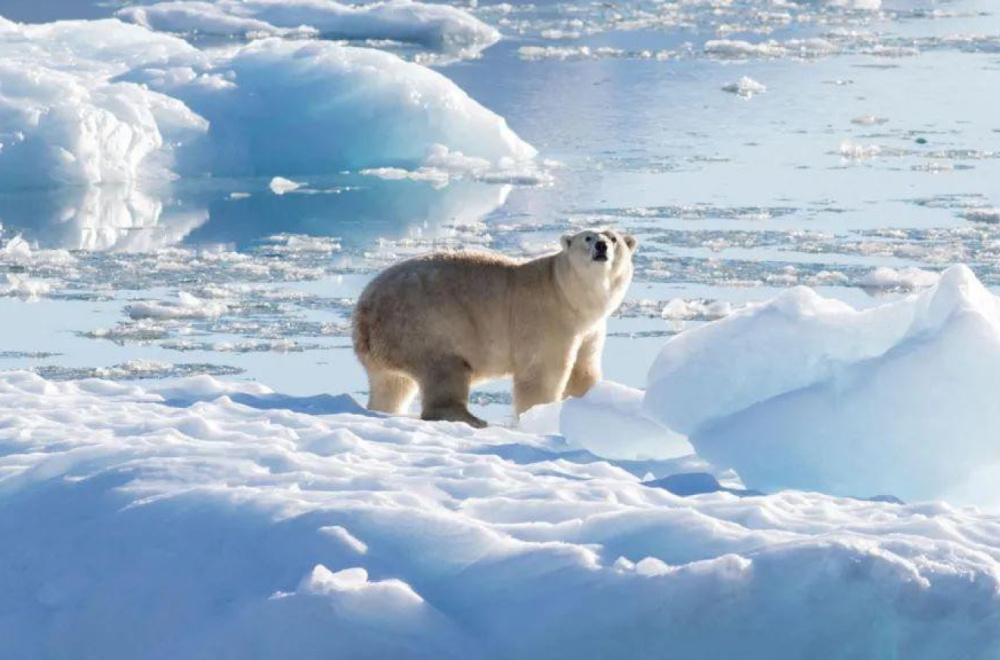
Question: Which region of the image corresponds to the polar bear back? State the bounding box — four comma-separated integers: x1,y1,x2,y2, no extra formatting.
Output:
354,251,538,379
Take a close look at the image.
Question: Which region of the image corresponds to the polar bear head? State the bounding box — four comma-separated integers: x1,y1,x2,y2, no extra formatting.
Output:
557,228,637,319
560,228,636,275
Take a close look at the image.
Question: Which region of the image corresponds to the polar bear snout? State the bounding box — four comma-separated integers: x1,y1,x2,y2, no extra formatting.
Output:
593,240,609,261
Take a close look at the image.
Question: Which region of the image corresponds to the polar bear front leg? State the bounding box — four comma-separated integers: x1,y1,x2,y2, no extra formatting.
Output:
563,327,604,399
513,341,577,416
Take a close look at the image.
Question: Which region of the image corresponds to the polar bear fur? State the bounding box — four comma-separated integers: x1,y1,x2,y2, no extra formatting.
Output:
352,228,636,427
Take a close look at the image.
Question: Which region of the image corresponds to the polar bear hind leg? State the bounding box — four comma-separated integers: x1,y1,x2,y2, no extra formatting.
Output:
366,367,418,414
418,355,488,428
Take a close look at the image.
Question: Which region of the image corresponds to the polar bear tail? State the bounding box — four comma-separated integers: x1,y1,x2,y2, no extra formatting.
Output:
352,305,372,358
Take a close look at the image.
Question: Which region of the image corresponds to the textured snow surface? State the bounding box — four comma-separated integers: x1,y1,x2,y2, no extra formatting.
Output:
645,265,1000,503
118,0,501,60
2,370,1000,658
0,17,533,189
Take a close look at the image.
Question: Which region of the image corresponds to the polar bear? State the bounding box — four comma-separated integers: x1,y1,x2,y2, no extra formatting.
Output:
352,228,636,427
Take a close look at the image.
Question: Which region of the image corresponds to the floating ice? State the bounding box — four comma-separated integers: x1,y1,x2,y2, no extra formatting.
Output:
721,76,767,99
0,273,51,301
127,291,230,320
119,0,501,60
2,370,1000,657
963,208,1000,224
517,45,675,61
851,114,889,125
839,142,882,160
268,177,302,195
705,39,787,59
645,265,1000,503
34,359,243,380
659,298,733,321
818,0,881,9
859,266,940,291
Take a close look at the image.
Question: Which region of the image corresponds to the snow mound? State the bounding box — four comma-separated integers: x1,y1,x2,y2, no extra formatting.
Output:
119,0,501,60
1,370,1000,657
645,265,1000,503
0,19,534,189
520,381,691,460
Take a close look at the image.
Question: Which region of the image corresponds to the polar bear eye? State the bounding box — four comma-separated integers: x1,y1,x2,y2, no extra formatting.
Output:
610,236,618,243
585,236,592,243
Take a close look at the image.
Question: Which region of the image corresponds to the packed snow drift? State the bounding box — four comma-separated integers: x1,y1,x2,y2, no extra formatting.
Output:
645,265,1000,504
2,370,1000,659
0,16,534,190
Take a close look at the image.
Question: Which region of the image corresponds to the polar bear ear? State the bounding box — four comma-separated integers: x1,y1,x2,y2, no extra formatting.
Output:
561,235,573,250
624,234,637,251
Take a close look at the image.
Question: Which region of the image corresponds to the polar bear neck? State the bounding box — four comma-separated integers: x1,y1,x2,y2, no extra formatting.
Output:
551,254,630,326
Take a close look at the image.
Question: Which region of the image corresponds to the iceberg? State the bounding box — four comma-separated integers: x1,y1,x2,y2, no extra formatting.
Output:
0,17,208,190
0,18,535,190
644,265,1000,503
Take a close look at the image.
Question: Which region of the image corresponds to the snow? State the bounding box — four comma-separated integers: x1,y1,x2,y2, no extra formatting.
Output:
118,0,501,60
2,369,1000,658
0,18,535,189
644,265,1000,504
519,381,692,460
